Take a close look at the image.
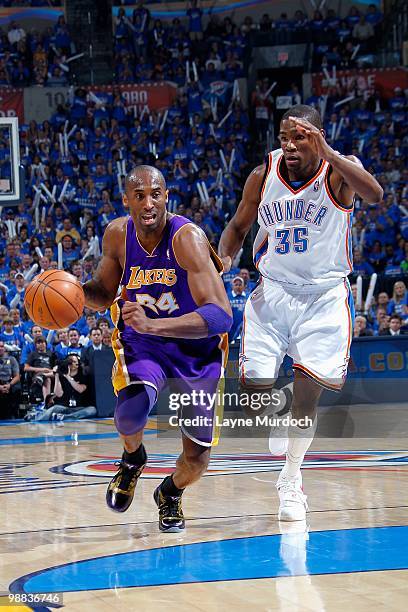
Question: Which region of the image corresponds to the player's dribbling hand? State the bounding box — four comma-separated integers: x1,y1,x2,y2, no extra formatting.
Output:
288,116,334,161
122,301,152,334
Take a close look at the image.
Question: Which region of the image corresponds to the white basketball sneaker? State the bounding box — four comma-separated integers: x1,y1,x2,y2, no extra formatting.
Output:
268,384,293,456
277,472,308,521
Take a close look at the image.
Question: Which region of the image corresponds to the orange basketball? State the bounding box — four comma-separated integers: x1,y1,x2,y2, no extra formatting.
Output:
24,270,85,330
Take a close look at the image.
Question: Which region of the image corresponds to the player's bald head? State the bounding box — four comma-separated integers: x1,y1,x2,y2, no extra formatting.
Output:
125,165,166,194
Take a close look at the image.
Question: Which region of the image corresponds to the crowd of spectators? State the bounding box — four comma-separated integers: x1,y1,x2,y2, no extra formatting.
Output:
351,280,408,338
0,307,114,419
0,15,72,87
303,84,408,287
0,2,406,419
112,3,384,86
113,1,248,85
309,3,384,70
0,3,384,87
0,4,254,419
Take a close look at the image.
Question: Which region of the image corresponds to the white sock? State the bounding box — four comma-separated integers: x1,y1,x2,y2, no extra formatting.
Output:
280,418,317,480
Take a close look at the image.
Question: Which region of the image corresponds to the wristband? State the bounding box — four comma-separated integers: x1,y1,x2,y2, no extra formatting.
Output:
195,303,233,336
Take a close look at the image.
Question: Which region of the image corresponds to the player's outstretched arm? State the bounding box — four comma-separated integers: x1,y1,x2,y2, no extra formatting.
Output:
218,164,265,271
289,116,383,203
121,224,232,339
82,218,125,310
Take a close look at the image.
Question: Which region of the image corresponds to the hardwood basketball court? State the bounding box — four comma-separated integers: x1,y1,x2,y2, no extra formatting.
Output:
0,405,407,611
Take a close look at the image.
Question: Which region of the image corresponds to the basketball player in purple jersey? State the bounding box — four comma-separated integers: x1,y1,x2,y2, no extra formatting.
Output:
83,165,232,532
219,105,383,521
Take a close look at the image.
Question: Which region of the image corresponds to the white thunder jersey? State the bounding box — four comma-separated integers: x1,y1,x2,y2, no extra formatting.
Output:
254,149,353,293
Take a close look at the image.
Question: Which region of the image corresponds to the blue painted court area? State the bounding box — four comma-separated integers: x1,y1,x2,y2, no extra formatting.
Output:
11,526,408,593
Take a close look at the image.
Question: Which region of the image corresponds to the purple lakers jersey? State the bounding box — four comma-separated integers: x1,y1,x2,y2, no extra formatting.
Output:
110,214,228,446
121,214,198,318
110,214,228,394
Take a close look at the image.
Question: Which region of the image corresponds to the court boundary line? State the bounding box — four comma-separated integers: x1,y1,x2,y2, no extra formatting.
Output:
0,481,106,496
1,506,407,537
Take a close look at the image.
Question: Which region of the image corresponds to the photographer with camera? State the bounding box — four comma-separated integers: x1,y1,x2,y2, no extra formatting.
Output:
35,354,96,421
0,340,21,419
24,336,56,402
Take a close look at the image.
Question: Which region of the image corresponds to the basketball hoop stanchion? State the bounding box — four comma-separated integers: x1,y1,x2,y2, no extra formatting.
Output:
0,116,24,207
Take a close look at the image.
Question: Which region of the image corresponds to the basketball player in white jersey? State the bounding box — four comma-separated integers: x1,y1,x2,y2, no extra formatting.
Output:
219,105,383,520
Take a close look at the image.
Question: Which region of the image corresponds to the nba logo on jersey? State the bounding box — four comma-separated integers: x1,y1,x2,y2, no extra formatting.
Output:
313,179,320,192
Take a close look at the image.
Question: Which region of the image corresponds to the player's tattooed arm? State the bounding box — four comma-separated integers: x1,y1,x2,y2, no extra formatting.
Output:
82,218,125,310
121,225,232,339
289,116,383,204
218,164,265,272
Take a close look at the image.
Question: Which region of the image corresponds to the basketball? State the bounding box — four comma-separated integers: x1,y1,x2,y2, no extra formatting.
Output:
24,269,85,330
